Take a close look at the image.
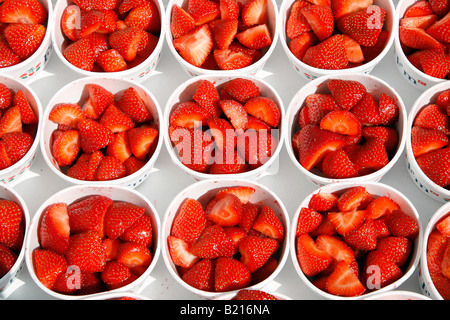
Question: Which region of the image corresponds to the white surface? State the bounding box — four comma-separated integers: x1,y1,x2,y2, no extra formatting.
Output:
5,0,445,300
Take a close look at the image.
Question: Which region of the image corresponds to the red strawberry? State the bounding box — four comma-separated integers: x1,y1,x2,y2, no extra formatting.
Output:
96,49,127,72
68,195,112,237
0,199,23,249
66,231,107,273
247,115,272,131
193,80,221,117
173,24,213,67
343,219,377,251
288,31,318,61
241,0,267,26
207,193,243,227
364,250,403,289
332,0,374,20
351,137,389,173
190,224,236,258
123,156,146,175
437,215,450,236
441,242,450,278
300,5,334,42
236,24,272,50
170,101,212,129
404,1,434,17
39,203,70,256
220,0,240,20
429,0,449,17
209,147,249,174
343,34,364,64
426,11,450,43
239,202,261,233
399,26,444,50
363,126,399,153
327,79,366,110
303,35,348,69
361,30,389,62
436,90,450,113
349,93,382,126
51,129,80,167
100,260,137,290
104,201,144,239
414,103,450,135
238,235,279,272
244,96,280,128
320,110,361,136
365,196,400,220
171,4,195,39
216,186,255,204
0,0,47,25
416,147,450,187
78,119,114,154
78,10,106,38
309,215,338,237
286,0,311,40
0,244,17,278
108,27,143,62
321,149,359,179
206,117,236,151
209,19,238,50
171,198,207,243
0,105,21,138
376,236,412,267
296,207,324,236
300,94,339,127
33,249,68,289
385,210,419,240
326,260,366,297
99,104,134,134
121,214,153,248
49,103,85,129
85,150,105,180
118,87,152,124
213,48,253,70
215,256,251,292
66,160,89,180
118,0,147,14
419,50,449,79
167,235,200,268
72,0,117,11
1,132,33,164
220,100,249,131
0,84,12,110
328,210,366,236
337,186,372,212
250,256,278,284
252,206,284,241
4,23,45,60
181,258,215,291
308,191,338,212
82,84,115,119
427,229,448,275
63,37,96,71
61,5,81,42
316,234,359,276
0,36,21,68
188,0,220,25
223,78,260,103
124,0,160,33
236,129,277,168
296,233,333,276
400,14,438,29
116,241,151,269
128,126,158,160
411,126,448,157
234,289,278,300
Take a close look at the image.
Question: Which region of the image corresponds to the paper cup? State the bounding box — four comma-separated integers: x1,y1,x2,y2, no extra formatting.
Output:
0,75,43,185
52,0,165,83
0,0,54,82
279,0,396,81
40,77,163,188
162,178,290,300
24,185,161,300
165,0,279,77
419,201,450,300
405,81,450,202
285,73,407,187
290,181,422,300
394,0,449,91
164,74,285,181
0,185,30,298
364,290,432,300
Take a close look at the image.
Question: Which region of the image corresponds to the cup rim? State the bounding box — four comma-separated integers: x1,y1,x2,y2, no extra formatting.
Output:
284,73,408,186
289,181,423,300
39,76,164,186
162,178,290,299
278,0,397,77
164,0,280,76
163,73,286,180
51,0,166,78
24,184,161,300
363,290,432,300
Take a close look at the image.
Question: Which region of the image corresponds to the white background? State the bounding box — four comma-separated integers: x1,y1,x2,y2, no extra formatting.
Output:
5,0,447,300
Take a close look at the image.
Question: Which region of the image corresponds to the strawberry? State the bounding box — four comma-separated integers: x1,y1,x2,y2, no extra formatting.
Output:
167,235,200,269
296,233,333,276
343,34,364,64
215,256,251,292
0,199,23,249
300,94,339,127
437,215,450,236
38,203,70,255
96,49,127,72
404,1,434,17
250,257,278,284
399,26,444,50
66,160,89,180
61,5,81,42
385,210,419,240
234,289,278,300
351,138,389,173
429,0,449,17
252,206,284,241
190,224,236,258
414,103,450,135
308,191,338,212
241,0,267,26
343,219,377,251
49,103,85,129
193,80,221,117
66,231,107,273
68,195,112,237
419,50,449,79
78,119,114,154
0,84,12,110
303,34,348,69
436,90,450,113
220,0,240,20
206,117,236,151
427,229,448,275
63,37,96,71
376,236,412,267
350,93,382,126
361,30,389,62
216,186,255,204
336,5,386,47
188,0,220,25
247,115,272,131
213,49,253,70
411,126,448,157
78,10,106,38
86,32,110,57
124,0,160,33
1,132,33,164
364,250,403,289
321,149,359,179
128,126,158,160
337,186,372,212
0,244,17,278
239,202,261,233
99,104,134,134
173,24,213,67
170,101,212,129
118,87,152,124
296,124,347,171
327,79,366,110
416,147,450,187
326,260,366,297
86,150,106,180
400,14,438,29
286,0,311,40
236,129,277,168
244,96,280,127
207,193,243,227
238,235,279,272
288,31,318,61
0,36,21,68
378,93,399,126
365,196,400,220
4,23,45,60
331,0,374,20
328,210,366,236
123,156,146,175
120,214,152,248
235,24,272,50
171,4,195,39
51,129,80,167
320,110,361,136
82,84,115,119
171,198,207,243
209,19,238,50
426,11,450,43
0,0,47,25
441,242,450,278
181,258,215,291
316,234,359,276
0,105,22,138
296,207,324,236
116,241,151,269
72,0,117,11
104,201,144,239
300,5,334,42
223,78,260,103
118,0,147,14
33,249,68,290
109,27,144,62
209,147,249,174
100,260,137,290
219,100,248,132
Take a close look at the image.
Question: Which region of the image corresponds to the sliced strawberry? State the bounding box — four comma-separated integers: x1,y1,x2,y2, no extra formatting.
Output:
85,150,105,180
167,235,200,268
353,138,389,173
61,5,81,41
4,23,45,60
171,4,195,39
216,186,255,204
96,49,127,72
190,224,236,258
103,201,144,240
327,79,366,110
236,129,277,168
33,249,68,290
419,49,449,79
426,11,450,43
309,215,337,237
118,87,152,124
116,241,151,269
331,0,374,20
206,117,236,151
300,94,339,127
109,26,144,62
171,101,213,129
286,0,311,40
48,103,85,129
78,119,114,153
209,147,249,174
300,5,334,42
78,10,103,38
82,84,115,119
399,26,445,50
0,105,21,138
124,0,160,33
343,34,364,63
188,0,220,25
215,256,251,292
206,193,243,227
415,103,450,134
62,37,96,71
209,19,238,50
364,250,403,289
238,235,279,272
220,100,249,131
100,260,137,290
127,126,158,160
99,104,134,133
252,206,284,241
223,78,260,103
220,0,240,20
51,129,80,167
343,219,377,251
0,244,17,278
213,48,253,70
193,80,221,117
181,258,215,291
308,191,339,212
321,149,359,179
171,198,207,244
247,115,272,131
337,186,372,212
404,0,434,17
411,126,448,157
303,34,348,69
0,0,47,25
65,231,106,273
241,0,267,26
365,196,400,220
244,96,280,128
0,36,21,68
296,207,324,236
400,14,438,29
350,93,382,126
0,199,23,250
173,24,213,67
437,215,450,236
326,260,366,297
385,210,420,240
319,110,361,137
236,24,272,50
327,210,366,236
239,202,261,233
1,132,33,165
0,143,12,170
417,146,450,187
376,236,412,267
361,30,389,62
296,233,333,277
96,155,126,181
66,159,89,180
316,234,359,276
288,31,318,61
429,0,449,17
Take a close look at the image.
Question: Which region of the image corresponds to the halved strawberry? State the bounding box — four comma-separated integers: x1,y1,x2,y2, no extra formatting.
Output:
351,137,389,173
52,129,80,167
343,34,364,63
350,93,382,126
239,202,261,233
364,250,403,289
96,49,127,72
118,87,152,124
244,96,280,128
120,214,152,248
181,258,215,291
288,31,318,61
411,126,448,157
316,234,359,276
223,78,260,103
414,103,450,135
361,30,389,62
236,24,272,50
238,235,279,272
216,186,255,204
206,116,236,151
190,224,236,258
78,10,104,38
95,150,126,180
252,206,284,241
215,256,251,292
399,26,444,50
416,146,450,187
78,119,114,153
247,115,272,131
109,26,144,62
127,126,158,160
328,210,366,236
0,36,21,68
343,219,378,251
241,0,267,26
303,34,348,70
168,235,200,268
286,0,311,40
170,101,212,129
220,100,248,131
49,103,85,129
2,132,33,165
326,260,366,297
99,104,134,133
61,5,81,41
321,149,359,179
171,198,207,243
385,210,419,240
193,80,221,117
171,4,195,39
308,191,339,212
62,37,96,71
213,48,253,70
296,207,324,236
300,4,334,42
437,215,450,236
0,0,47,25
124,0,160,33
0,244,17,278
296,233,333,276
4,23,45,60
116,241,151,269
188,0,220,25
337,186,372,212
100,260,137,290
173,24,213,67
327,79,366,110
419,50,449,79
426,11,450,43
0,199,23,250
209,19,238,50
82,84,115,119
376,236,412,267
404,0,434,17
0,105,21,138
365,196,400,220
103,201,145,239
66,231,106,273
332,0,374,20
320,110,361,136
220,0,240,20
400,14,438,29
300,94,339,127
207,193,243,227
33,249,68,290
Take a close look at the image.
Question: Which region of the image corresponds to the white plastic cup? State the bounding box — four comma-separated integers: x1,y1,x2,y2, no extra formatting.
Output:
279,0,397,81
164,74,285,181
0,75,43,185
40,77,164,188
363,290,432,300
290,181,422,300
0,185,30,298
419,201,450,300
162,178,290,300
0,0,54,83
394,0,449,91
165,0,279,77
285,73,407,187
52,0,165,83
24,184,161,300
405,81,450,202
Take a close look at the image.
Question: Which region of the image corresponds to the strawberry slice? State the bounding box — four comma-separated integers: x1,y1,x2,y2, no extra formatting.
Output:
236,24,272,50
1,132,33,164
234,289,277,300
99,104,134,133
127,126,158,160
190,224,236,258
171,4,195,39
296,207,324,236
321,149,359,179
120,214,153,248
286,0,311,40
327,79,366,110
12,88,36,124
320,110,361,136
171,198,207,243
82,84,115,119
343,34,364,63
419,50,449,79
216,186,255,204
404,0,434,17
215,256,251,292
78,10,103,38
61,5,81,41
377,236,413,267
399,26,444,50
124,0,160,33
207,193,243,227
213,49,253,70
100,260,137,290
316,234,359,275
332,0,374,20
247,115,272,131
252,206,284,241
78,118,114,153
103,201,145,239
0,84,12,110
300,5,334,42
239,202,261,233
170,101,212,129
220,0,240,20
193,80,221,117
308,191,338,212
49,103,85,129
118,87,152,124
327,260,366,297
0,105,21,138
288,31,318,61
188,0,220,25
0,199,23,250
328,210,366,236
416,146,450,187
237,129,277,168
437,215,450,236
206,116,236,152
0,0,47,25
173,24,213,68
95,155,127,181
109,26,144,62
96,49,127,72
219,100,248,131
244,96,280,127
303,34,348,70
414,103,450,135
51,129,80,167
426,11,450,43
0,244,17,278
364,250,403,289
223,78,260,103
33,249,68,290
385,210,419,240
400,14,438,29
238,235,279,272
181,258,215,291
4,23,45,60
116,241,151,269
209,19,238,50
296,233,333,276
343,219,377,251
168,235,200,268
66,231,106,273
337,186,372,212
0,36,21,68
241,0,267,26
411,126,449,157
63,37,96,71
429,0,449,17
365,196,400,220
